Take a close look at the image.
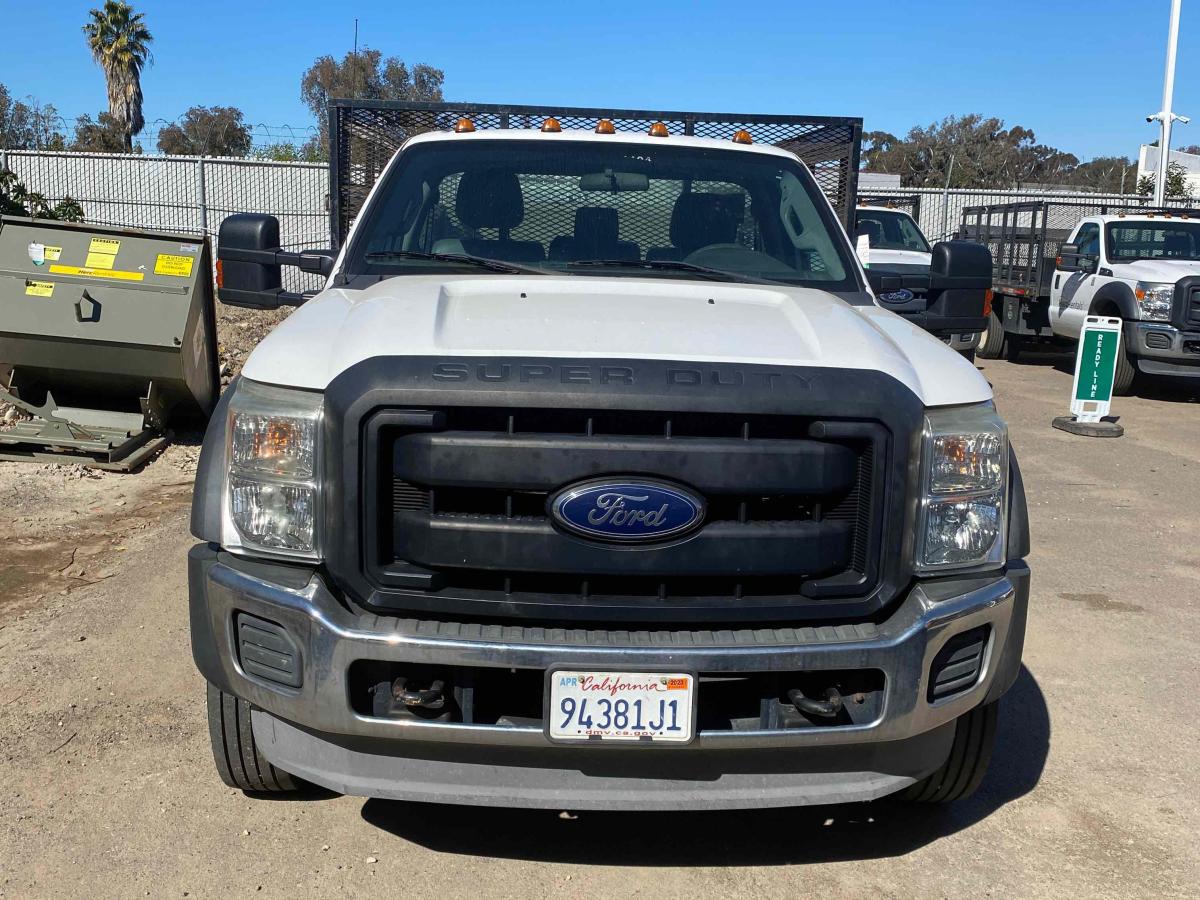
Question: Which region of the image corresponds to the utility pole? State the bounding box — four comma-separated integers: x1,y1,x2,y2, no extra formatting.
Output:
1149,0,1187,205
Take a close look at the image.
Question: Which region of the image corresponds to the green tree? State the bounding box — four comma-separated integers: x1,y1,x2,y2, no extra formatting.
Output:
299,48,444,157
254,140,325,163
863,115,1077,189
83,1,153,153
0,169,84,220
71,112,130,152
1066,155,1138,193
1136,161,1194,201
0,84,67,149
157,106,252,157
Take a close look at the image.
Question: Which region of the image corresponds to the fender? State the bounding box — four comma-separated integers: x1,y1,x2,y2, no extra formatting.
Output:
1088,281,1139,321
190,376,238,543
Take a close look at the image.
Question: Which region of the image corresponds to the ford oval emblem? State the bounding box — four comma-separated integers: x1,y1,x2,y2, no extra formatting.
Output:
549,478,706,543
878,288,915,303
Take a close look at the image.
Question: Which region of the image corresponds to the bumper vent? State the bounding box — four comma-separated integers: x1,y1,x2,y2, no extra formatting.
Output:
235,613,302,688
928,626,990,702
1145,330,1172,350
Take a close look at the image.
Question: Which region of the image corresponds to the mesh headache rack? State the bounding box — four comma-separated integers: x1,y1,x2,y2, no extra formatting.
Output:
326,100,864,247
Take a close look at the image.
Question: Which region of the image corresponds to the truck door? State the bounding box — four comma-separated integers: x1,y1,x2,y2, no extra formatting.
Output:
1050,221,1101,338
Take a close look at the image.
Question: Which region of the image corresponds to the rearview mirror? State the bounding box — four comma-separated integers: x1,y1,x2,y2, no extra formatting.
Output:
216,213,335,309
579,170,650,192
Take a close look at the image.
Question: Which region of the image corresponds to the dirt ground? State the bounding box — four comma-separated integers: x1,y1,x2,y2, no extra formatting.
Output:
1,349,1198,899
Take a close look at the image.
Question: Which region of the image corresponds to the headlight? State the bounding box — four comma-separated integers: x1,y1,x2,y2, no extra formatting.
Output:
223,379,324,560
1134,282,1174,321
916,404,1008,572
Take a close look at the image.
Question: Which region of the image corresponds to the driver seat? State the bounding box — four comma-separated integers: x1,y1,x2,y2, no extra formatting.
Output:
647,192,743,261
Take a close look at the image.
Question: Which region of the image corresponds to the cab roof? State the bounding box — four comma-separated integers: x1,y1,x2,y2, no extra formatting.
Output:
404,127,802,161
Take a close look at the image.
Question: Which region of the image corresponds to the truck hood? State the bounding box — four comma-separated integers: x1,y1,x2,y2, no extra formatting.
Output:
241,275,991,407
866,248,932,269
1112,258,1200,282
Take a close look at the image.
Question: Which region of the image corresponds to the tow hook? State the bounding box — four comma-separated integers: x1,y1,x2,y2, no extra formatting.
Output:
393,677,446,710
788,686,844,718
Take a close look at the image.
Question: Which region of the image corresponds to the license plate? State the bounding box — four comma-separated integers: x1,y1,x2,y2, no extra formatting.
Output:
547,670,695,743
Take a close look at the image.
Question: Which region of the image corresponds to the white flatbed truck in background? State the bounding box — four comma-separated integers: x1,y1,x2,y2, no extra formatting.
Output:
962,200,1200,393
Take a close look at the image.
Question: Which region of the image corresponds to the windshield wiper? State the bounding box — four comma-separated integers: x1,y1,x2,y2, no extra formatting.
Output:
566,258,774,284
364,250,545,275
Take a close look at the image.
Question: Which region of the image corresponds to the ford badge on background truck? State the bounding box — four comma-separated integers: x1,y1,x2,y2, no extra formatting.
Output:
189,103,1029,810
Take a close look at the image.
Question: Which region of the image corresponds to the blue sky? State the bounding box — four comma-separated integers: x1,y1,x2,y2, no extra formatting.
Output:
1,0,1196,160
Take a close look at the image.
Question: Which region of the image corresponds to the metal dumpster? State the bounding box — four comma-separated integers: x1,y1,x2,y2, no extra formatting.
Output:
0,217,219,470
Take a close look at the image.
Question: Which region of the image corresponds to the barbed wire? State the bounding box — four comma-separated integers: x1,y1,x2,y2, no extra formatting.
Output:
4,108,321,155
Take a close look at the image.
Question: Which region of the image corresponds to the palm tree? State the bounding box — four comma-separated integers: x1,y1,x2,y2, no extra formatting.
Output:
83,2,153,153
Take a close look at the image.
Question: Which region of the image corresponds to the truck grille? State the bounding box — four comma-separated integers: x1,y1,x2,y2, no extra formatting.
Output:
358,406,890,624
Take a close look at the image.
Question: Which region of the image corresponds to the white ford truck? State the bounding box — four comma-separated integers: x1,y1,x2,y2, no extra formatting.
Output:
190,106,1030,810
963,201,1200,392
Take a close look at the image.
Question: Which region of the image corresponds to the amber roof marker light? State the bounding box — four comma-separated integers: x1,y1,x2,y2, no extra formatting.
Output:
453,117,476,133
732,129,753,144
595,119,616,134
648,122,669,138
541,117,562,133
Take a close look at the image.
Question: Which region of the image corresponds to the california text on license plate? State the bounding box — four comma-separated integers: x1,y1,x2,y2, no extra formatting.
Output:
547,671,696,743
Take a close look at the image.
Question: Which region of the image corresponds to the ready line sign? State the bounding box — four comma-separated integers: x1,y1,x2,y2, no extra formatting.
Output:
1070,316,1123,423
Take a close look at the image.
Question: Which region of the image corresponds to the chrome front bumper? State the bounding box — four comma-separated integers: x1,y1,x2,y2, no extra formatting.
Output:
1131,322,1200,374
190,546,1028,752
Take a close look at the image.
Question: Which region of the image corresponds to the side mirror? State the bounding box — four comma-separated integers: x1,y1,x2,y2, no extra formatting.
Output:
925,240,993,326
216,213,335,309
929,240,992,291
1056,242,1084,273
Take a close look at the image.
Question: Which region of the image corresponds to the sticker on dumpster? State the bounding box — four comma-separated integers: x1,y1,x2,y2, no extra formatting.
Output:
24,280,54,297
48,264,144,282
44,245,62,261
88,237,121,256
154,254,195,277
85,250,117,269
1068,316,1122,423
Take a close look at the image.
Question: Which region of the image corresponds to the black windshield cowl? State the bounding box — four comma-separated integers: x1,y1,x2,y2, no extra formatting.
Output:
363,250,547,275
565,258,774,284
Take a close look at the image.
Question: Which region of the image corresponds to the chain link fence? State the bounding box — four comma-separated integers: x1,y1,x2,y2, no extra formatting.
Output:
0,148,328,291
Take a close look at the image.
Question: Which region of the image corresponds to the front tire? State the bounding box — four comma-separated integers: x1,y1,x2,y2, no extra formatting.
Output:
905,700,998,803
1112,339,1137,396
977,310,1008,360
206,682,300,793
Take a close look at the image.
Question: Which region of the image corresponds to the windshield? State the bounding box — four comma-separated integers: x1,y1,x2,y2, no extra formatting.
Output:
344,138,859,290
1105,221,1200,262
853,209,930,253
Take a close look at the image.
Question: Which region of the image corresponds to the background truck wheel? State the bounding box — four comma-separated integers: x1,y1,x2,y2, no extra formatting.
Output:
977,310,1007,359
904,700,998,803
206,682,300,793
1112,340,1137,396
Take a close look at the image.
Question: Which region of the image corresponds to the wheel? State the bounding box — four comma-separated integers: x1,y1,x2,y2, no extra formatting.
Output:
206,682,300,793
1112,339,1137,396
904,700,998,803
977,310,1008,359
